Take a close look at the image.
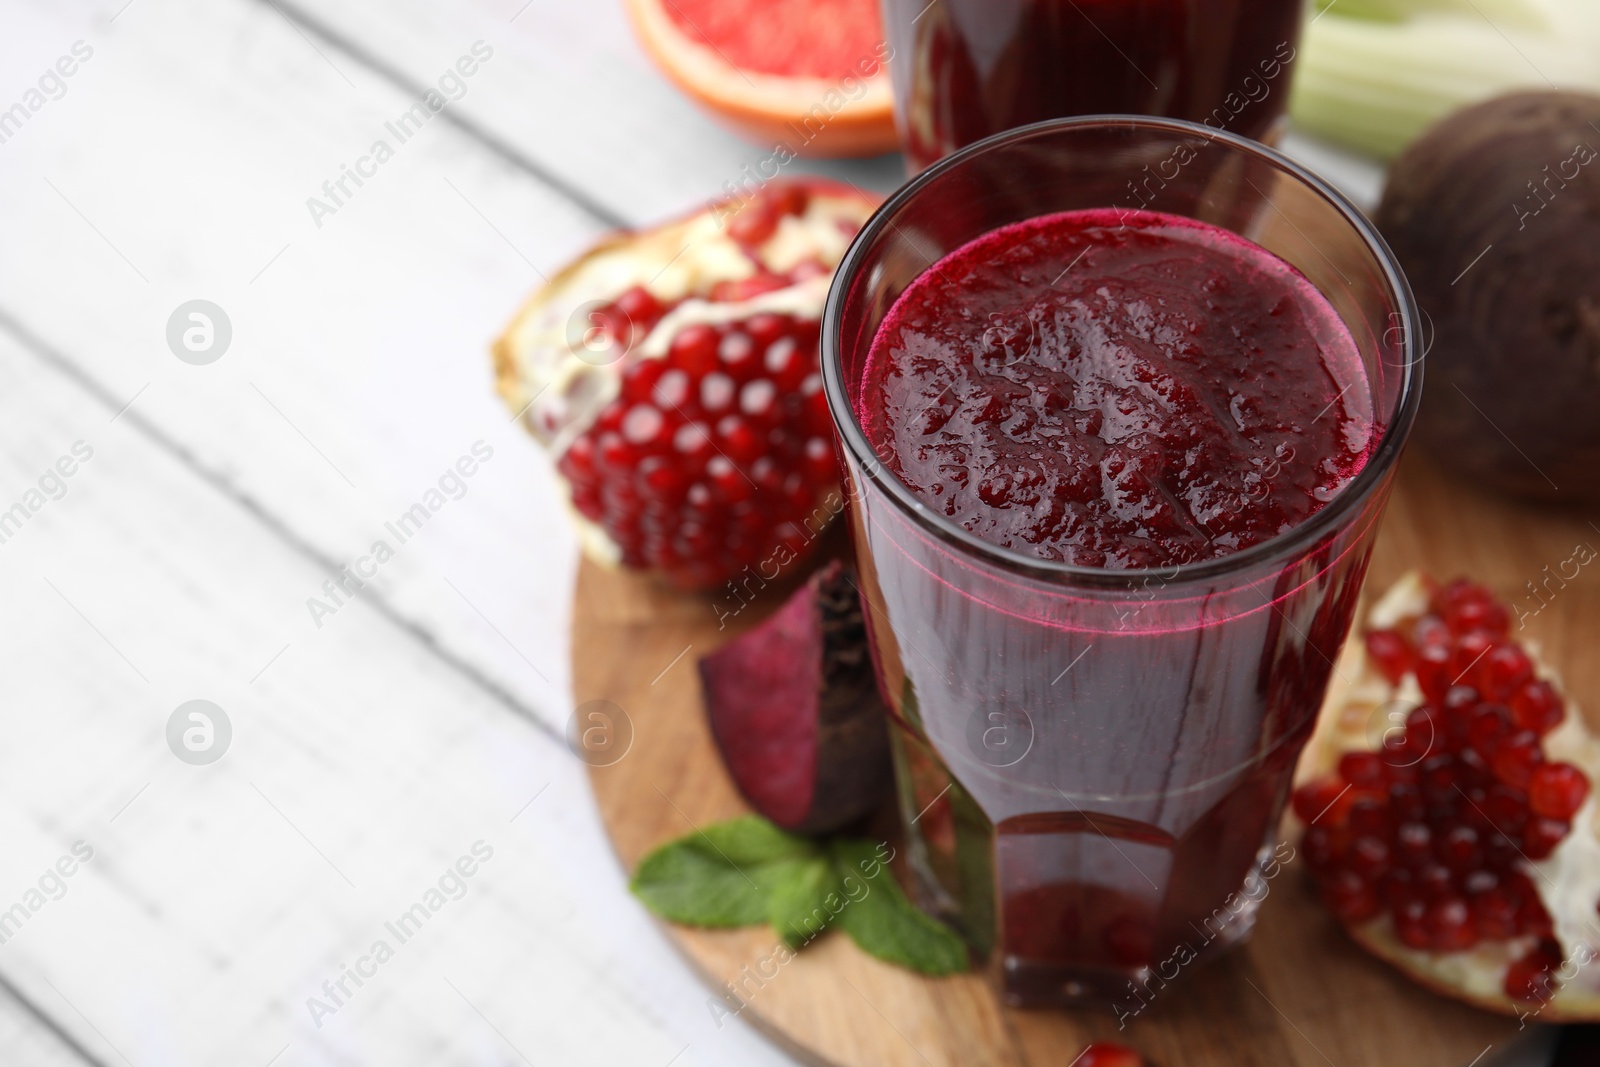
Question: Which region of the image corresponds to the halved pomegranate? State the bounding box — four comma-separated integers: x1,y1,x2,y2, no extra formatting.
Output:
1295,572,1600,1019
494,180,878,589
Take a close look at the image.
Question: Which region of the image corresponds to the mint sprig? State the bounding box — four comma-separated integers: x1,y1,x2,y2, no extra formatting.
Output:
629,815,969,975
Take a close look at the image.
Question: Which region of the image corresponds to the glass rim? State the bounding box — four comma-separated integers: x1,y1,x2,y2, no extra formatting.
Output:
820,114,1423,589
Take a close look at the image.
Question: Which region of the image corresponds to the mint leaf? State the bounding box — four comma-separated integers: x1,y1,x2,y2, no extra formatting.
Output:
630,816,822,927
767,854,843,949
630,818,970,977
630,838,769,926
691,816,817,866
831,838,969,975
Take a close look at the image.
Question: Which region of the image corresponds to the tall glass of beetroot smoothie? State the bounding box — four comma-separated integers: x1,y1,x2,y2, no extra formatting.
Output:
822,117,1421,1009
882,0,1305,173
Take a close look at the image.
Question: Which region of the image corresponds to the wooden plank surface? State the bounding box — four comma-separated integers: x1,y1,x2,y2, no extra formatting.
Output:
572,448,1600,1067
0,0,1418,1063
0,0,822,1063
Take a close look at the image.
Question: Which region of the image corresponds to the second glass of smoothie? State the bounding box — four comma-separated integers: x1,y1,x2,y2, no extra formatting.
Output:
882,0,1306,172
822,117,1421,1008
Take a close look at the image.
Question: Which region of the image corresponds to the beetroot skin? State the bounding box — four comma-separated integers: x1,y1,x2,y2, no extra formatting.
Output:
698,561,892,835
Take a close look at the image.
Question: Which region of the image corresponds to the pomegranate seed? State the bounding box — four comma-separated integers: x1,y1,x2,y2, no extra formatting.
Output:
1394,897,1431,948
563,433,595,472
1484,831,1522,871
1440,685,1478,749
1292,777,1348,824
803,436,837,484
1302,824,1337,872
1446,594,1511,638
1391,781,1426,822
745,312,789,348
621,356,666,401
768,337,812,392
1504,943,1561,1002
1481,644,1534,701
613,285,662,335
1413,612,1452,650
767,183,810,219
621,404,668,450
1339,751,1387,790
1433,579,1503,630
1483,784,1528,835
699,372,737,414
717,415,763,465
1415,644,1452,704
1523,817,1570,860
1404,706,1440,755
1421,754,1458,802
1075,1043,1143,1067
1510,679,1564,735
712,272,788,302
1518,894,1555,938
1416,862,1454,900
1321,869,1380,923
1471,886,1519,939
637,454,687,499
707,455,752,503
1438,825,1482,872
669,324,720,376
673,421,714,459
651,368,693,412
1349,797,1388,837
1528,763,1589,820
1448,631,1495,690
1490,730,1543,788
1456,747,1491,788
1378,867,1416,906
1349,835,1390,880
597,431,630,471
718,330,761,379
740,379,779,423
1394,822,1432,866
1365,629,1412,684
726,199,778,246
1425,895,1477,951
1465,703,1511,758
684,481,713,511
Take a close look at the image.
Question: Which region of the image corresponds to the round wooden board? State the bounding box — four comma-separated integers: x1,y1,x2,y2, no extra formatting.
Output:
575,452,1600,1067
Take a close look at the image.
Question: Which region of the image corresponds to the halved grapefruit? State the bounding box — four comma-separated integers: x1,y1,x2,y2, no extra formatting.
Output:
623,0,898,158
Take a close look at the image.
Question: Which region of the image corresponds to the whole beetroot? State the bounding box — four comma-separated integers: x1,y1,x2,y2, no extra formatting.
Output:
1375,91,1600,503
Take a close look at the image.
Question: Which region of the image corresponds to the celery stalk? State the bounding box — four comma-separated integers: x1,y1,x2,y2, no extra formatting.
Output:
1290,0,1600,159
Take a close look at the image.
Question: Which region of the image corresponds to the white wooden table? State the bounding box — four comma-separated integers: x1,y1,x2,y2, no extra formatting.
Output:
0,2,1385,1064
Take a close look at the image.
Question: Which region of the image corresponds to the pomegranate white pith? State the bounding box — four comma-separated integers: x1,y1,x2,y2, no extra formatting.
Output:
494,182,878,588
1297,571,1600,1019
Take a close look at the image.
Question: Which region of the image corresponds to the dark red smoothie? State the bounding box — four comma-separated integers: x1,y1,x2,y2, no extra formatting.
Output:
853,209,1374,1004
860,209,1371,569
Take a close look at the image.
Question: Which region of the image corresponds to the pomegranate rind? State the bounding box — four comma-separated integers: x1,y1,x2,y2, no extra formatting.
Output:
493,180,877,574
621,0,897,158
1298,571,1600,1021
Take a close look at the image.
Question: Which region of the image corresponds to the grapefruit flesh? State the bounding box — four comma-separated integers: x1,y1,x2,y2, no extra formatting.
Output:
624,0,898,158
661,0,884,79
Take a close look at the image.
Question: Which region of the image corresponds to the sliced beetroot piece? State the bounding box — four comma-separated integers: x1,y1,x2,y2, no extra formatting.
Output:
698,560,892,836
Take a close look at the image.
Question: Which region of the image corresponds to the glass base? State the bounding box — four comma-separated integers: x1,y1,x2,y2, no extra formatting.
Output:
996,849,1270,1010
